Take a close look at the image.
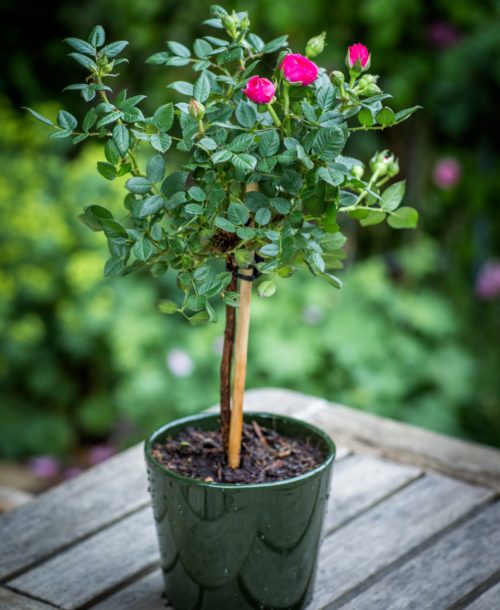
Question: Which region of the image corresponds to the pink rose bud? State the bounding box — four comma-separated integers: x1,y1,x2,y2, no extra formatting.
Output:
346,43,371,71
242,76,276,104
280,53,319,86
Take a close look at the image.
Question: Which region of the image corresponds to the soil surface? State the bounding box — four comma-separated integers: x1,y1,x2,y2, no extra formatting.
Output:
151,421,325,484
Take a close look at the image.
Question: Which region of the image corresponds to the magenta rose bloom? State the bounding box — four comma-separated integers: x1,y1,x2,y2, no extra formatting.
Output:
280,53,318,86
347,43,371,70
242,76,276,104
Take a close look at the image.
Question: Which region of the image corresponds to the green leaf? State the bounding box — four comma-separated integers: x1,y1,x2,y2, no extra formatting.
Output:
376,107,395,126
360,210,386,226
101,219,128,242
257,280,276,298
153,103,174,131
263,35,288,53
193,38,212,58
79,205,113,231
57,110,77,131
157,300,178,314
228,202,250,225
381,180,406,212
211,149,232,164
312,126,345,162
317,166,344,187
235,101,257,128
88,25,106,47
185,203,205,215
104,139,121,164
64,37,95,54
162,171,188,197
215,216,236,233
147,154,166,183
271,197,291,214
316,82,335,110
112,123,129,156
100,41,129,58
258,129,280,156
394,105,422,123
151,133,172,153
167,41,191,57
125,176,153,194
231,154,257,173
320,272,343,289
133,238,154,261
96,111,123,128
387,206,419,229
135,195,165,218
357,108,374,127
68,53,97,71
259,243,279,257
255,208,271,226
104,257,124,277
97,161,117,181
167,81,194,96
24,107,53,126
189,311,210,325
188,186,206,201
146,52,170,65
198,136,217,150
193,72,211,102
83,108,97,132
228,133,256,153
301,101,317,122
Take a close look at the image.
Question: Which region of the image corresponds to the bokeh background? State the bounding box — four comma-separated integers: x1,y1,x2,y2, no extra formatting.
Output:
1,0,499,486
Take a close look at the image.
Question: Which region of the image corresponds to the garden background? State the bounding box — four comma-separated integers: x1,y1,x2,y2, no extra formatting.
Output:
1,0,499,480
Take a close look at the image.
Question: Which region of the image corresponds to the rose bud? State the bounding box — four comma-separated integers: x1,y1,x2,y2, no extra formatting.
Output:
370,149,396,176
306,32,326,58
242,76,276,104
346,43,371,73
280,53,319,86
354,74,381,96
188,99,205,119
351,164,365,179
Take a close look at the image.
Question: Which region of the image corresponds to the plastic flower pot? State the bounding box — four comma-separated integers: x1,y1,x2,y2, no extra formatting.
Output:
145,411,336,610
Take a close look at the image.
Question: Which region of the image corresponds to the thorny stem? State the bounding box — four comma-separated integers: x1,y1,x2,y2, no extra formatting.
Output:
220,258,237,452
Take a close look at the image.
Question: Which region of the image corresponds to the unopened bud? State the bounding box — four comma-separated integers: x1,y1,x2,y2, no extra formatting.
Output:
240,14,250,29
222,12,238,39
352,164,365,179
306,32,326,58
354,74,381,96
189,99,205,119
370,149,396,175
387,159,400,178
330,71,345,88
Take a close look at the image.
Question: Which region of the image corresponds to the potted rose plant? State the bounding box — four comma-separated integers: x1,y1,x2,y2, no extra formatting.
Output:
26,5,420,609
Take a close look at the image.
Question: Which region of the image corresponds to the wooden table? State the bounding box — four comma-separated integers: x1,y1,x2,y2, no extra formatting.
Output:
1,388,500,610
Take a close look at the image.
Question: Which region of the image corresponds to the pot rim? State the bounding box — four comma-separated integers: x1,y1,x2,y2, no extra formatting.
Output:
144,410,336,490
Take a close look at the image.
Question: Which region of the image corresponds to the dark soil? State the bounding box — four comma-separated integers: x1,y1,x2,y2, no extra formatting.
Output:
151,421,325,484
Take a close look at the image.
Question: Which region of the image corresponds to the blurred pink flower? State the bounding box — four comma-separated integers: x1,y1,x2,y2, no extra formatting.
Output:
88,444,116,466
427,22,460,49
166,348,194,377
476,261,500,300
63,467,84,480
28,456,61,478
433,157,461,189
243,76,275,104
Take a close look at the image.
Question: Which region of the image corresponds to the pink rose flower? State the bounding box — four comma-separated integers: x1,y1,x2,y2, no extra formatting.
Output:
433,157,461,189
347,43,370,69
280,53,318,86
242,76,275,104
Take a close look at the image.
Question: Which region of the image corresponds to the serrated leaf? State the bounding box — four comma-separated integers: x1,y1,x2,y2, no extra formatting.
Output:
317,166,344,187
185,203,205,215
153,103,174,131
64,37,95,54
100,40,128,58
167,81,194,96
57,110,77,131
215,216,236,233
193,39,212,58
104,257,124,277
228,202,250,225
387,206,418,229
228,133,255,153
312,126,345,163
167,41,191,58
258,129,280,156
394,105,422,123
235,101,257,128
255,208,271,225
320,272,343,289
301,101,317,122
271,197,291,214
263,35,288,53
381,180,406,212
188,186,206,201
68,52,97,71
88,25,105,47
198,136,217,150
231,154,256,173
257,280,276,298
133,238,153,261
125,176,153,194
147,154,166,183
259,243,279,257
24,107,53,126
83,107,97,132
101,219,128,242
317,82,335,110
157,300,178,314
193,72,211,102
96,111,123,128
97,161,117,181
151,133,172,153
112,123,129,156
146,52,170,65
134,195,165,218
211,149,232,164
79,205,113,231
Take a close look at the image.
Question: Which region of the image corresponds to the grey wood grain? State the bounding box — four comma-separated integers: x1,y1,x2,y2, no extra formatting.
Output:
309,474,492,609
89,570,170,610
338,501,500,610
0,444,149,582
8,508,158,610
0,587,57,609
466,581,500,609
324,454,420,532
245,388,500,491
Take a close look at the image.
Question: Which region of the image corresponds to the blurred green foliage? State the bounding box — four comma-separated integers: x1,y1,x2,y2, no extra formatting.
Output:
1,0,499,458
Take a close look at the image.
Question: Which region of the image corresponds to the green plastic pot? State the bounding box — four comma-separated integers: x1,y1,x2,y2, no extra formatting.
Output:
144,411,336,610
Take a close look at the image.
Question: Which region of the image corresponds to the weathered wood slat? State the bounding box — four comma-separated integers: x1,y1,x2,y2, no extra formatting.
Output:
339,501,500,610
466,581,500,609
244,388,500,491
0,587,57,609
8,508,158,610
309,474,492,609
89,570,170,610
0,445,149,582
324,454,420,532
